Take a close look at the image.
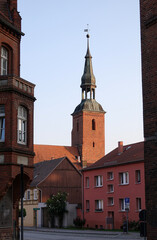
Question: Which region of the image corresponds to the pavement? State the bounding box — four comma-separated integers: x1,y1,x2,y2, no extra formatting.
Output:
24,227,144,239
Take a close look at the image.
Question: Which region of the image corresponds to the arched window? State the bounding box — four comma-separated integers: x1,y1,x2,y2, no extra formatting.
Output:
93,142,95,148
17,106,27,144
0,105,5,142
1,46,8,75
92,119,96,130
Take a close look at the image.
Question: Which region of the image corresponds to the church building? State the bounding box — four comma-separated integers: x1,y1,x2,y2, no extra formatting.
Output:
34,34,105,168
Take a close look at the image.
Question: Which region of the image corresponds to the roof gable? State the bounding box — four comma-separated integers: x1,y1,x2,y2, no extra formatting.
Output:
31,157,81,187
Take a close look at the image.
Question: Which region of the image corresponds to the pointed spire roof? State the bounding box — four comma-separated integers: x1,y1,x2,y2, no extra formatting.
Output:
81,34,96,88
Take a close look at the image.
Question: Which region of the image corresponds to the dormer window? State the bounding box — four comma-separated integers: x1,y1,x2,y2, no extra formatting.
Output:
1,46,8,75
17,106,27,144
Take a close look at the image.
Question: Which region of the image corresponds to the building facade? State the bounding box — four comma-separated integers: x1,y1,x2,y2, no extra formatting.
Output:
0,1,35,239
140,1,157,239
82,142,145,229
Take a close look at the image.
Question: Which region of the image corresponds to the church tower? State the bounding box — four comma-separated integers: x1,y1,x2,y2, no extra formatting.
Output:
72,34,105,167
0,1,35,239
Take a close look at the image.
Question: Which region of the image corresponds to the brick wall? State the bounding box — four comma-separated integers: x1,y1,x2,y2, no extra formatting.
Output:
140,0,157,239
72,111,105,166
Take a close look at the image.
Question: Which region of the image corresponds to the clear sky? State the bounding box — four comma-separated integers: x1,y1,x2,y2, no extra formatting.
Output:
18,0,143,154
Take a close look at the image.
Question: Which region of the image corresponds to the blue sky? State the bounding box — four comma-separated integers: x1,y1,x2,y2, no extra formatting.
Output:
18,0,143,154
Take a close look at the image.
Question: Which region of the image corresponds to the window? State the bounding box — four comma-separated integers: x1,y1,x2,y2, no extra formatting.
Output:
23,191,26,201
0,105,5,142
136,198,141,211
1,46,8,75
95,175,103,187
119,198,130,211
17,106,27,144
77,121,79,132
93,142,95,147
107,184,114,193
107,172,114,180
34,189,38,200
119,172,129,185
92,119,96,130
95,200,103,212
27,190,31,200
108,197,114,206
85,177,89,188
135,170,141,183
86,200,90,212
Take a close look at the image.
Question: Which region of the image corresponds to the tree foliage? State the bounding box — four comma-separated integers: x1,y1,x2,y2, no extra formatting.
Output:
46,192,68,227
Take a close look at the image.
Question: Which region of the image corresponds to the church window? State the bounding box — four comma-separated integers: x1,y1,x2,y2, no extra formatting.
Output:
17,106,27,144
1,46,8,75
0,105,5,142
92,119,96,130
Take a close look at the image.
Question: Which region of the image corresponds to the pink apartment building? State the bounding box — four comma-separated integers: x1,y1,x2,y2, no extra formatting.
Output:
82,141,145,229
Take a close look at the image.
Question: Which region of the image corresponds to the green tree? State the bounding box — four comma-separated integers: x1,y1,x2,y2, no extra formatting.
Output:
46,192,68,228
19,208,26,218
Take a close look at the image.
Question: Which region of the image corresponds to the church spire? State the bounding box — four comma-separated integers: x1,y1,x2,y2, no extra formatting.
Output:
81,34,96,100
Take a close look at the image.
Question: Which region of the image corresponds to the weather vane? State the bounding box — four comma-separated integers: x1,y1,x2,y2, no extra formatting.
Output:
84,24,90,37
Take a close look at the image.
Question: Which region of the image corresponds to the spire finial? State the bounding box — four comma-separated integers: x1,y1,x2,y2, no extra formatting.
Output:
84,24,90,52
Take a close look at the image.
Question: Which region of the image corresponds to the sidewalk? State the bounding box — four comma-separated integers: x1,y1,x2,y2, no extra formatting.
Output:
24,226,143,239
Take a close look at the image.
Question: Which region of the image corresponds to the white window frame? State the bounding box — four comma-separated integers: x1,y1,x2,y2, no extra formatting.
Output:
136,198,142,211
119,198,130,211
95,200,103,212
27,190,31,200
23,191,26,201
33,189,38,200
95,175,103,187
0,105,5,142
119,172,129,185
1,46,8,75
17,106,27,144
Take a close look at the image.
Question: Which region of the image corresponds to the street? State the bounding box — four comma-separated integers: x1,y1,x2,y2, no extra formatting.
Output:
24,228,144,240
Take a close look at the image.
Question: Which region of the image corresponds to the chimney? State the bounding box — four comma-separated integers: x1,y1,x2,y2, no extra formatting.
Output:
118,141,123,154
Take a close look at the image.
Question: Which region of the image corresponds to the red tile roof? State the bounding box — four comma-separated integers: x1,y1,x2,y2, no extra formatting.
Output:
34,145,82,169
83,141,144,171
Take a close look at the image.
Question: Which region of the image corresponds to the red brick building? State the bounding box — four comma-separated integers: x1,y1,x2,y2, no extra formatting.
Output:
82,141,145,229
0,0,35,239
71,34,105,167
140,1,157,239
